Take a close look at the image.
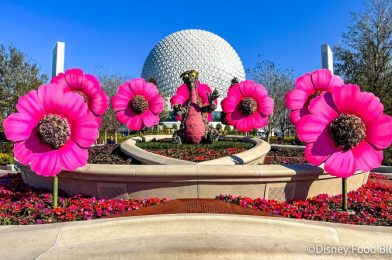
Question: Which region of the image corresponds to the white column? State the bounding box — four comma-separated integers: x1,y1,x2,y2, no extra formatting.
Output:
52,42,65,77
321,44,333,73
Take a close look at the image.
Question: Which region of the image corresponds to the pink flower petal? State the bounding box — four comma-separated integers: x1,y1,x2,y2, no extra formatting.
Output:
197,82,212,105
207,113,213,122
31,150,62,177
352,92,384,125
331,84,360,114
294,73,314,95
308,92,338,121
58,140,88,171
330,74,344,88
14,141,33,165
37,83,64,114
16,90,45,121
14,129,51,165
297,114,330,143
235,116,255,132
304,130,338,166
175,83,190,99
142,110,160,127
81,74,100,96
61,92,89,126
285,89,308,110
289,108,309,125
252,112,268,128
118,82,134,99
149,95,165,115
111,93,130,112
115,110,130,125
324,150,356,177
143,82,160,101
50,73,71,92
126,113,143,131
221,96,240,113
352,140,383,172
170,94,188,106
64,69,84,89
365,114,392,149
258,96,274,116
129,78,148,96
226,108,243,125
239,80,257,97
227,83,243,98
3,113,36,142
71,114,99,148
89,91,109,116
311,69,333,91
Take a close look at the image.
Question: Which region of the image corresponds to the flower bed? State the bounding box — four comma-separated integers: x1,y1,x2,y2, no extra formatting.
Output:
216,173,391,226
135,139,254,162
0,174,166,225
1,172,389,225
264,146,307,164
88,144,137,165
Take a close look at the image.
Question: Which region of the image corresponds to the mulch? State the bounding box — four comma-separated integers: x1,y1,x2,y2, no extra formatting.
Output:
104,198,279,219
104,177,392,219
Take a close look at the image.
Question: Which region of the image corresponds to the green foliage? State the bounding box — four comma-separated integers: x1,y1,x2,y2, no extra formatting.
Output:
172,124,178,130
0,44,48,124
0,153,13,165
383,147,392,166
334,0,392,115
215,123,222,132
224,125,231,133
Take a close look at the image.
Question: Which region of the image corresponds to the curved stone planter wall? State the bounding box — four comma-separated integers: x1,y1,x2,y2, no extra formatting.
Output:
120,135,270,165
17,162,368,202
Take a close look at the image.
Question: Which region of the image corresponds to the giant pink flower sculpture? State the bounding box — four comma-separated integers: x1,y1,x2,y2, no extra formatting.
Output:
111,78,164,131
297,84,392,177
51,69,109,126
170,81,217,121
221,80,274,132
3,84,99,177
285,69,344,125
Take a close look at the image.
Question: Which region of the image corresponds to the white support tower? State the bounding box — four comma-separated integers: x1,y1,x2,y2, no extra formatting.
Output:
321,44,333,73
52,42,65,77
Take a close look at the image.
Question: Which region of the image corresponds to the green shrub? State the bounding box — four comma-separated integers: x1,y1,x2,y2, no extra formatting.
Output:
0,153,13,165
383,147,392,166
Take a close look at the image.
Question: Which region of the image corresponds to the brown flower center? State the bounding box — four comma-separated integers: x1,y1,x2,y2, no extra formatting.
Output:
73,90,88,102
328,114,366,151
130,95,148,114
38,114,70,149
239,97,257,115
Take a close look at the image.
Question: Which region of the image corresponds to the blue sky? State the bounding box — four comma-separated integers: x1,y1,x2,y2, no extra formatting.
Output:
0,0,364,79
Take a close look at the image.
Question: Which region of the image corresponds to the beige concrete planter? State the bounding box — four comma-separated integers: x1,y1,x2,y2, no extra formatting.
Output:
17,162,368,201
120,135,270,165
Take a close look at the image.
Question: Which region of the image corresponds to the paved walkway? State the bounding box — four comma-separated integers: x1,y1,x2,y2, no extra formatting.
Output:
1,214,391,259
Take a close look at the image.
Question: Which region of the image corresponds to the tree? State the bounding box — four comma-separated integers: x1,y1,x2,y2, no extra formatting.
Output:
334,0,392,115
0,44,47,126
97,72,129,143
248,57,295,141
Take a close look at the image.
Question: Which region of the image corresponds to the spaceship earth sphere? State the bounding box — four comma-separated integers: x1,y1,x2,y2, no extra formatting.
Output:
141,29,246,97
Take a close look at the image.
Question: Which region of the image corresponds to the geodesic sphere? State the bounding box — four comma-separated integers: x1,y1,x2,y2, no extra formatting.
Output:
141,29,246,97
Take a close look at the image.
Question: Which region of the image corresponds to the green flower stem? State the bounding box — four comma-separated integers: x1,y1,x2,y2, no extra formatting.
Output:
53,175,58,208
342,177,347,211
